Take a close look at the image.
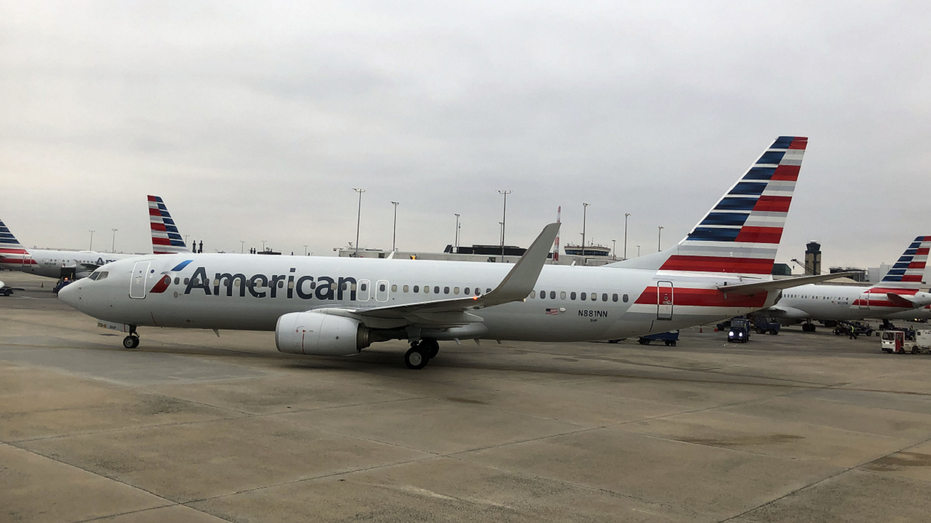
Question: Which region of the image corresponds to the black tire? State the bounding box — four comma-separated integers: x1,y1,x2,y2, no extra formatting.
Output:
670,341,677,347
756,328,765,334
422,339,440,359
770,330,778,335
123,335,139,349
404,347,428,370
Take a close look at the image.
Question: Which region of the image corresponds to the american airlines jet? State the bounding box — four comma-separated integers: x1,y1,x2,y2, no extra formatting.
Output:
0,196,187,280
0,219,133,279
768,236,931,330
59,136,842,369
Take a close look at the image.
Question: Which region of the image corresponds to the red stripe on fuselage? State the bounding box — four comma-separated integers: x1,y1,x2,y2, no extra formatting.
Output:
659,255,774,274
635,287,769,308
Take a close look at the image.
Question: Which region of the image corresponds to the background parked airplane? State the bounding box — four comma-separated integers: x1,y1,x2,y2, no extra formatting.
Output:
60,136,850,369
0,196,189,281
767,236,931,330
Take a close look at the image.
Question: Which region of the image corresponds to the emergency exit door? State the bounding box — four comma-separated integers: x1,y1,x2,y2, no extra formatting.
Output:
656,281,674,320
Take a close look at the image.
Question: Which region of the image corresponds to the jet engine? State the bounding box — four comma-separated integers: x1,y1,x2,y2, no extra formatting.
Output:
275,312,371,356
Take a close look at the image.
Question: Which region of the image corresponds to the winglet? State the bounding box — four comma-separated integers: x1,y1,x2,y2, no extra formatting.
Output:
477,222,560,307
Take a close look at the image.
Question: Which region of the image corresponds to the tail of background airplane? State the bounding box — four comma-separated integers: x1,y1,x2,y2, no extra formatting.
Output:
0,219,32,269
148,196,189,255
608,136,807,275
879,236,930,285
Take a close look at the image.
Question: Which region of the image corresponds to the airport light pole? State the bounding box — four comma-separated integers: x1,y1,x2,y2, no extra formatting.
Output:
88,230,95,251
353,188,366,256
111,228,117,253
581,203,590,256
637,245,641,257
612,239,616,261
624,213,630,260
658,226,664,252
391,201,399,252
454,213,460,253
497,190,511,260
304,244,308,256
240,240,245,254
261,240,266,252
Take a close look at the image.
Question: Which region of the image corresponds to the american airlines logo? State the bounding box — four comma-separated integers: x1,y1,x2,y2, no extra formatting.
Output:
152,265,360,301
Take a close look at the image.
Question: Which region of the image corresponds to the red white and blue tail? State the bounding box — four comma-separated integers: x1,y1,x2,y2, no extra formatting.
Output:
879,236,930,285
148,196,189,255
0,219,33,269
657,136,807,275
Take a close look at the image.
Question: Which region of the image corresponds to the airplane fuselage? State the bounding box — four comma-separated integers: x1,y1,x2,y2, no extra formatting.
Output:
62,254,778,342
0,249,135,279
770,284,931,321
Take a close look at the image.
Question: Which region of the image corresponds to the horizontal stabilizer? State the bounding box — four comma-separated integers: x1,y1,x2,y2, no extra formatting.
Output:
716,272,858,295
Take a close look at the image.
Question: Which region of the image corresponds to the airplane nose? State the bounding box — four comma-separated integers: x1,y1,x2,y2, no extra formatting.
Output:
57,281,80,308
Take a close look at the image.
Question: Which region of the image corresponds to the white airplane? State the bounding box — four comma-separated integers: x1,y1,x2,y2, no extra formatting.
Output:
768,236,931,330
0,196,188,280
59,136,843,369
0,219,136,280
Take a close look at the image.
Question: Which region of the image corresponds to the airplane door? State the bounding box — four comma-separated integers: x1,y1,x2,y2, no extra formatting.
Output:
358,279,371,302
375,280,389,302
858,292,870,310
130,261,150,299
656,281,673,320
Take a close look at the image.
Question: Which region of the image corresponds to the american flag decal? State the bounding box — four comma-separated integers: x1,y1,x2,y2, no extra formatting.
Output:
545,308,559,315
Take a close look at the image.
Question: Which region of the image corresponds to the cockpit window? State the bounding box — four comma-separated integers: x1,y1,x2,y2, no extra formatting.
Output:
89,271,109,281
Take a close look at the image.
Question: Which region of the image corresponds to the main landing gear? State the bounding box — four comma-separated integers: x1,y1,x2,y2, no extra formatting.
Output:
404,338,440,370
802,322,817,333
122,325,140,349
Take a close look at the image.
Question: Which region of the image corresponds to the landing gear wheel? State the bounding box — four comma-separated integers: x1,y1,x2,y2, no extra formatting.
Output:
422,339,440,359
123,335,140,349
404,346,428,370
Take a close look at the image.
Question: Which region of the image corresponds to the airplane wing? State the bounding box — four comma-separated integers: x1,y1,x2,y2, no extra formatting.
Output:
313,223,560,326
715,272,858,296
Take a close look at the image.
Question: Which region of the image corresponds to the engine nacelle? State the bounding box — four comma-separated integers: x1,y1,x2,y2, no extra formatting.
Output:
275,312,370,356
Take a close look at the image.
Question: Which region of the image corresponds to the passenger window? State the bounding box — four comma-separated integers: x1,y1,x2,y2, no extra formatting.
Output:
444,286,449,294
550,291,555,299
486,288,491,294
612,293,618,302
310,281,317,289
391,284,397,292
623,294,629,302
465,287,471,295
379,284,386,292
454,287,459,295
424,286,430,294
602,293,608,302
580,292,586,301
361,283,368,291
184,278,189,285
570,292,577,300
403,285,409,292
351,283,358,291
413,285,419,293
434,286,440,294
560,291,566,299
530,291,536,298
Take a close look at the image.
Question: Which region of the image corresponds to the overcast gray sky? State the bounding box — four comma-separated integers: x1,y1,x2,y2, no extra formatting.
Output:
2,1,929,270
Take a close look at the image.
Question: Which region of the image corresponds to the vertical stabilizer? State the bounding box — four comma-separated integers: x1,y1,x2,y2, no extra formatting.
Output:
609,136,807,275
0,219,31,269
148,196,189,255
880,236,930,285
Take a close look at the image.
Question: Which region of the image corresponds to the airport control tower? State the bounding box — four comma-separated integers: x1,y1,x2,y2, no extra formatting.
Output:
805,241,822,275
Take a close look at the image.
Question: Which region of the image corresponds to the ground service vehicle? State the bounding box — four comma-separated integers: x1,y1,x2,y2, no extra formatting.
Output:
638,331,679,346
881,330,919,353
728,318,751,343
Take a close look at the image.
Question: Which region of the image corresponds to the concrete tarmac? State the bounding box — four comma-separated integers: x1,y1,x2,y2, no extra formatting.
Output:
3,270,931,522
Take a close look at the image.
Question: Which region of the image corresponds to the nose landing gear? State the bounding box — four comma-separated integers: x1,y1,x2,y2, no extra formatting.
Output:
122,325,140,349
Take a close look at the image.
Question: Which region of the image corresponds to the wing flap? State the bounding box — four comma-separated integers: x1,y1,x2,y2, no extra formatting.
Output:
716,272,858,295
